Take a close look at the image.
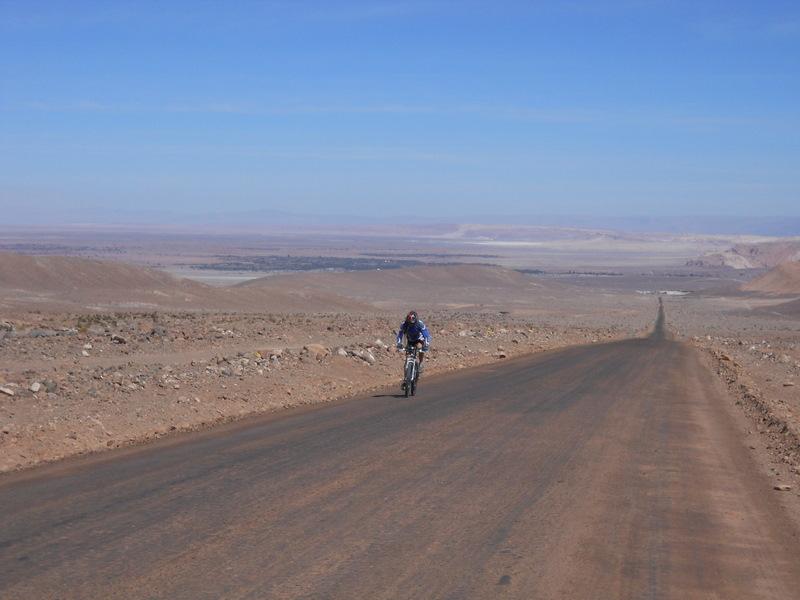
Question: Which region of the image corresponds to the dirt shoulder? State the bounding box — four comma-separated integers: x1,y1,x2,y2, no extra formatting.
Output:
0,311,637,473
693,339,800,492
665,295,800,498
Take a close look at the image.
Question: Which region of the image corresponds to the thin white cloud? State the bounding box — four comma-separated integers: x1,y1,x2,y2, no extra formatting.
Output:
5,99,599,123
0,138,478,164
4,100,798,131
8,100,438,115
163,102,439,115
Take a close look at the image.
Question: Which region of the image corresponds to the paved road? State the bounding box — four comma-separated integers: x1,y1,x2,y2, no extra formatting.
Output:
2,306,799,599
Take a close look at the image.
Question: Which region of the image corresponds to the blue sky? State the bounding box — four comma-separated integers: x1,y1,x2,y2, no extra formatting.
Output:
1,0,799,221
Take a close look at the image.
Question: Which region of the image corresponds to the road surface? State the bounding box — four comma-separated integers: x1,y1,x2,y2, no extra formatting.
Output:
1,306,799,599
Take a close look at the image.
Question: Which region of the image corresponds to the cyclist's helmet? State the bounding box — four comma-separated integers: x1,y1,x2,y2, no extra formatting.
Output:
405,311,418,325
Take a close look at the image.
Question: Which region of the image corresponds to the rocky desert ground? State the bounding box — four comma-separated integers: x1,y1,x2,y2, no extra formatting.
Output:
1,228,799,487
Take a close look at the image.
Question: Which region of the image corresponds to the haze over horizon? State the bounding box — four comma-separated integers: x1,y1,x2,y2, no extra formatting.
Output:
2,1,799,223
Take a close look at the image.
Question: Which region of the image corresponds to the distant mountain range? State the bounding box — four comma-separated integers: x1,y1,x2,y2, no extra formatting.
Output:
4,204,800,236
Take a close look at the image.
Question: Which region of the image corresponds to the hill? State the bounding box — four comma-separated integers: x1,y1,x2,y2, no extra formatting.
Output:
0,253,368,313
690,240,800,270
741,261,800,295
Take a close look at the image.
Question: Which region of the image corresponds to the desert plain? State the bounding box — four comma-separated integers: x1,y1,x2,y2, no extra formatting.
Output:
0,224,797,485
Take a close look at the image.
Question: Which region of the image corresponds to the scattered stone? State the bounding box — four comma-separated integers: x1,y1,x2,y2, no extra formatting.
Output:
111,334,127,344
774,485,793,492
303,344,330,360
0,386,15,397
29,382,42,393
83,343,92,350
335,347,348,357
783,382,795,387
43,379,58,393
28,329,58,338
493,351,508,359
81,350,90,357
354,350,376,365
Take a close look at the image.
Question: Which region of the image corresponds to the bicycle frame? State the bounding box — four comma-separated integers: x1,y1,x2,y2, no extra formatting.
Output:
405,345,418,375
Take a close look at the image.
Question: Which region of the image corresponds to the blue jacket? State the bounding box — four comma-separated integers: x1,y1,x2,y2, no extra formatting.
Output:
396,319,431,347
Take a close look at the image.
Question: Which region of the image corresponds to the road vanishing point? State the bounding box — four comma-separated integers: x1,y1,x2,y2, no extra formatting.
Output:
2,304,800,599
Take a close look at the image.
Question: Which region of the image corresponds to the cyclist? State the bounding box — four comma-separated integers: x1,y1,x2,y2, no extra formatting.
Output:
396,310,431,375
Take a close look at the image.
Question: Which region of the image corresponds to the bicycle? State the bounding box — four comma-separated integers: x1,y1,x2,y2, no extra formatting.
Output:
401,344,421,397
